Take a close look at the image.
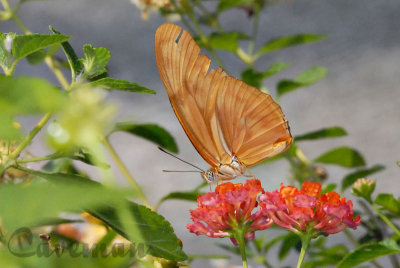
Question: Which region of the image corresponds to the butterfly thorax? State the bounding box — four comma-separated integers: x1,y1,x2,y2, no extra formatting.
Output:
201,156,244,183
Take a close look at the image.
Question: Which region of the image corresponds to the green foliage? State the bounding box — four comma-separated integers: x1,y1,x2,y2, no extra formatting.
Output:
208,32,248,52
337,240,400,268
315,146,366,168
88,78,155,94
277,66,327,96
374,194,400,215
80,44,110,78
218,0,251,11
295,126,347,141
258,34,326,55
50,26,82,79
0,76,67,115
90,202,188,261
112,122,178,153
12,33,70,61
341,164,384,191
241,62,290,88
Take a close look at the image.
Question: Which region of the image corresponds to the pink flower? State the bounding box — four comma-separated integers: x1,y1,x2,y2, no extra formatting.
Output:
187,179,273,243
258,182,361,236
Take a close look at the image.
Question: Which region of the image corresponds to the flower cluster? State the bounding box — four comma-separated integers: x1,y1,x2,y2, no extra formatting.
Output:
187,180,361,244
187,179,273,243
258,182,361,236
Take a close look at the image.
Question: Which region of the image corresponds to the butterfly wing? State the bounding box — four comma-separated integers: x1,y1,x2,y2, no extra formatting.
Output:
216,76,292,166
155,23,231,167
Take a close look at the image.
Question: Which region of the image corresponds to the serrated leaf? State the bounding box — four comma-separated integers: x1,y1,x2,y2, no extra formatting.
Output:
341,164,384,191
12,34,70,61
314,146,365,168
295,127,347,141
277,66,327,96
209,32,248,52
374,194,400,215
88,78,155,94
279,233,300,260
218,0,251,11
112,123,178,153
81,44,110,78
337,239,400,268
90,202,187,261
0,76,67,115
259,34,326,55
50,26,82,78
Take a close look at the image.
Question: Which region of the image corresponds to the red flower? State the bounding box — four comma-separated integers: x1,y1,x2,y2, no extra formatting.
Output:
258,182,361,236
187,179,273,244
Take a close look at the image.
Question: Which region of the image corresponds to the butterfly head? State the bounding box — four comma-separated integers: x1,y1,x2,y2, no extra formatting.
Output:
201,156,245,183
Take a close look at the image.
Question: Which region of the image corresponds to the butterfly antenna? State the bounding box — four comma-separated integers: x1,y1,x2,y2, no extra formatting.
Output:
158,146,205,172
162,170,201,173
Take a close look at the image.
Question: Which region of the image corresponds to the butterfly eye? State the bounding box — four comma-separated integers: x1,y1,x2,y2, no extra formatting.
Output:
202,170,217,183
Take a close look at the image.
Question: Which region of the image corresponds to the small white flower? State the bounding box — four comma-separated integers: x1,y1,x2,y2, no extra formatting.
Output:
4,34,13,52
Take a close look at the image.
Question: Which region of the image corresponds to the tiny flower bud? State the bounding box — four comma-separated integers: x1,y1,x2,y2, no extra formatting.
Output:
352,177,376,202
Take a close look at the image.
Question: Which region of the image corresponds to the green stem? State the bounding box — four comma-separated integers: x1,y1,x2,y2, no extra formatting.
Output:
372,204,400,237
233,230,248,268
9,113,52,160
297,233,311,268
102,137,151,208
248,8,260,64
16,152,63,163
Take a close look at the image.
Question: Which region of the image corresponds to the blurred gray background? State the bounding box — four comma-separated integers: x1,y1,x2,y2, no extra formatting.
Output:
2,0,400,266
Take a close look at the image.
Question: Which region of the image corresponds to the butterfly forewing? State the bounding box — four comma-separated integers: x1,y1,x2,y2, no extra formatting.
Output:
155,23,230,167
155,23,292,178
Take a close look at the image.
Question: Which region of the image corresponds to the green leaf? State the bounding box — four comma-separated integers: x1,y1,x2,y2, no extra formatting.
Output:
0,32,8,64
259,34,326,55
209,32,248,52
0,76,67,115
0,112,21,139
263,61,291,79
12,33,70,60
341,164,384,191
218,0,250,11
81,44,110,78
159,191,203,204
112,123,178,153
241,68,264,88
88,78,155,94
337,240,400,268
277,66,327,96
314,146,366,168
374,194,400,215
0,178,132,232
241,62,290,89
69,148,111,169
49,26,82,78
26,49,46,65
90,202,187,261
295,127,347,141
19,167,99,186
321,183,337,194
279,233,300,260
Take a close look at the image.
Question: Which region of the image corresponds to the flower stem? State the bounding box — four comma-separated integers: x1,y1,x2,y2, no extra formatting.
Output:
372,204,400,237
9,113,52,160
102,137,151,208
233,230,248,268
297,233,311,268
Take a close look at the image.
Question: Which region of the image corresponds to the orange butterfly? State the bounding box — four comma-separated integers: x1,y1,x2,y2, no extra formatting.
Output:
155,23,292,183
